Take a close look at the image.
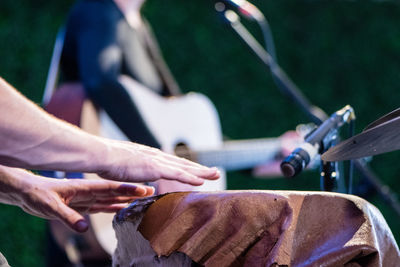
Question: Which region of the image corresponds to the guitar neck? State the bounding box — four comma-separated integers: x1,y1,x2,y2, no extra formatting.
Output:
193,138,282,171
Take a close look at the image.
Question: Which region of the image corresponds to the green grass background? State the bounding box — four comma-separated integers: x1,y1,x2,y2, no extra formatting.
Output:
1,0,400,265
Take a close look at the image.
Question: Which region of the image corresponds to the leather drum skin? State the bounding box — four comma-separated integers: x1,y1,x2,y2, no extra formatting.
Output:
113,190,400,267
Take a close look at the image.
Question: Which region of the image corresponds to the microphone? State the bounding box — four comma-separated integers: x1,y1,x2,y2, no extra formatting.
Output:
219,0,265,21
280,105,355,177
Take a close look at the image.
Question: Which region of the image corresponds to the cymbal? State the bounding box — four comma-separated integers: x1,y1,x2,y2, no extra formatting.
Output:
363,107,400,131
321,108,400,161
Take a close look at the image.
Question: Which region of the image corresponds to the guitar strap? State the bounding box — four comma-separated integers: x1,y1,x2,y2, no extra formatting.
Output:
140,18,182,96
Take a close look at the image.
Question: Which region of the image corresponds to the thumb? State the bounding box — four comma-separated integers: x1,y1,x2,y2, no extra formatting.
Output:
55,202,88,233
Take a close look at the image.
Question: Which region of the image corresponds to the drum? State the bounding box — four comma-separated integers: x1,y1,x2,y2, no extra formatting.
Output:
113,190,400,267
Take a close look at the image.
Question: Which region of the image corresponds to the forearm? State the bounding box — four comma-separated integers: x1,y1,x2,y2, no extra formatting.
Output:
0,78,220,185
0,77,107,172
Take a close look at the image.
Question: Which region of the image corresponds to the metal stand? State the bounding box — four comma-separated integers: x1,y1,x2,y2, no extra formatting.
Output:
218,6,400,217
221,9,327,125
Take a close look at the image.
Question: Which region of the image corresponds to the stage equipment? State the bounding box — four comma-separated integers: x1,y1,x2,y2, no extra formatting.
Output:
320,107,400,215
322,107,400,161
215,2,327,125
220,0,265,21
281,105,355,178
217,0,277,61
215,1,400,214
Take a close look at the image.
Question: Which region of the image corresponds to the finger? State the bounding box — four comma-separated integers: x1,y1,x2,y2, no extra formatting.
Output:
52,201,89,233
77,186,154,204
71,180,153,197
184,166,220,180
155,163,206,185
146,147,216,170
163,152,220,172
144,185,155,196
67,186,155,208
72,195,140,205
158,157,221,180
93,183,154,197
68,184,155,206
109,183,153,196
74,203,130,213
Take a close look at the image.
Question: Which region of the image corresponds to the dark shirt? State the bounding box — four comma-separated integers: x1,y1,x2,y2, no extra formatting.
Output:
61,0,178,148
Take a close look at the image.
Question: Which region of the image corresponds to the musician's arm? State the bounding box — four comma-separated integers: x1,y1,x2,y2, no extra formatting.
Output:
0,77,219,184
72,2,160,148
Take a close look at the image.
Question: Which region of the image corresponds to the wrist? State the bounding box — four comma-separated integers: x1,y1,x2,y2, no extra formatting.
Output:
87,136,117,175
0,165,32,206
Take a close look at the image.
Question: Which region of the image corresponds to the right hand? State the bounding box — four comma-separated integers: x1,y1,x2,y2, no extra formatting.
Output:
98,141,220,185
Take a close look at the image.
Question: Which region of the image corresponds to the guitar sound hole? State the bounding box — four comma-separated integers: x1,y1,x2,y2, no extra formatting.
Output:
174,142,195,162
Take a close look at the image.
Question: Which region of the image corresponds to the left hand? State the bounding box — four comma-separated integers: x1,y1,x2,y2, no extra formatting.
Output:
0,166,154,232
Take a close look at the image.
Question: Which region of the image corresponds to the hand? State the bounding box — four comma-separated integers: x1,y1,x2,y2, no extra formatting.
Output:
98,141,220,185
0,166,154,232
253,131,302,177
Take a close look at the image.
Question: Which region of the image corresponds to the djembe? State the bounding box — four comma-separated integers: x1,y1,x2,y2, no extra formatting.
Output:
112,190,400,266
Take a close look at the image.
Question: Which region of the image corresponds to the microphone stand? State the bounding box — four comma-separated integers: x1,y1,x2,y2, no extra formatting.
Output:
320,135,346,192
218,7,400,217
221,9,327,125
